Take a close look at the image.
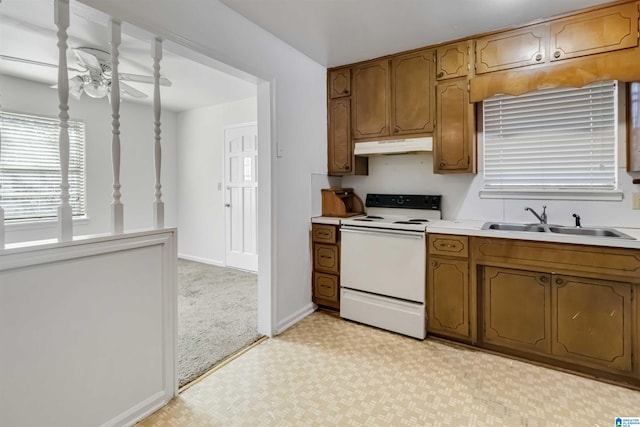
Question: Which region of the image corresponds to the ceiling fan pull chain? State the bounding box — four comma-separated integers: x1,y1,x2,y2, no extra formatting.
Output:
109,19,124,234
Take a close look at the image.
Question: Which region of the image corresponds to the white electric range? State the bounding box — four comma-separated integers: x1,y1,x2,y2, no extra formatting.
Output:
339,194,442,339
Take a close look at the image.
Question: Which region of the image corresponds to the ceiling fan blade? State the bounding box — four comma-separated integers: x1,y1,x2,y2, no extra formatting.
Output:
119,72,172,87
119,82,148,99
0,55,86,72
73,48,101,70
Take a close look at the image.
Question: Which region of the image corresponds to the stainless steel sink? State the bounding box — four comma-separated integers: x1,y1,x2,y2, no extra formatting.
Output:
482,223,548,232
482,222,635,239
547,226,635,239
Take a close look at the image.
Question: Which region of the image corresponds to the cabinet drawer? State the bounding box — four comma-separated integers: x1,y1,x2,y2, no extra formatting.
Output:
314,243,339,274
428,234,468,258
312,224,338,243
313,272,339,303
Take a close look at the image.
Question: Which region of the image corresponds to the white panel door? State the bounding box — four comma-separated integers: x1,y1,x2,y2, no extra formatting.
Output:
224,123,258,271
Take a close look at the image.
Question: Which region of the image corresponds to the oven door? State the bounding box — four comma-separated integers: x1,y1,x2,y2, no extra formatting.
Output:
340,226,426,303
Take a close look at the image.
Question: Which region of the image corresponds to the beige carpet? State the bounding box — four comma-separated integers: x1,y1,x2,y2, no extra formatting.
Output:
141,310,640,426
177,259,263,387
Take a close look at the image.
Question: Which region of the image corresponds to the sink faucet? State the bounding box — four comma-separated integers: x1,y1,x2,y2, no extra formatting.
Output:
525,205,547,224
572,213,581,228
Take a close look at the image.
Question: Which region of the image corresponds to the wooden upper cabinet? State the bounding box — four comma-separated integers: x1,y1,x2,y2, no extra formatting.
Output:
475,24,546,74
352,59,391,140
390,49,435,136
329,67,351,98
550,2,639,62
436,41,470,80
328,98,353,175
435,77,475,173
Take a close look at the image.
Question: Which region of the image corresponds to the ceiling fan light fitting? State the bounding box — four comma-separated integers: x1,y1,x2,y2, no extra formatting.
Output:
83,80,109,98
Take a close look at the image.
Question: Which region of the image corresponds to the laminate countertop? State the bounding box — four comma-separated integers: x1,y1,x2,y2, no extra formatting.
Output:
426,220,640,250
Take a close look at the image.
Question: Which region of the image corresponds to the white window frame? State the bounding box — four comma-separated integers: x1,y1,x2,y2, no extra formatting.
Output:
0,111,88,224
479,81,624,201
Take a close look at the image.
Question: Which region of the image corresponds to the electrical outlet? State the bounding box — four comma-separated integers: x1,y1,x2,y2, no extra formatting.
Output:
633,192,640,210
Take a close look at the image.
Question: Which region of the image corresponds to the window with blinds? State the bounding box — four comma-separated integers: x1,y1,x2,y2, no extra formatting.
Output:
482,80,617,194
0,111,86,222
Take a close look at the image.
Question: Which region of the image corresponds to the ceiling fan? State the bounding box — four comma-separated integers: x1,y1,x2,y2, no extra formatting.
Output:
0,46,172,100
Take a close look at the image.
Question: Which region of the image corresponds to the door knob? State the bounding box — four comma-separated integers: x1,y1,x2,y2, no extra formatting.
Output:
225,204,231,207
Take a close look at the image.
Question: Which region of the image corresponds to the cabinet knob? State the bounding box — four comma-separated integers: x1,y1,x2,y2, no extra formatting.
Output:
393,127,400,133
555,278,564,285
439,162,446,168
342,90,349,94
535,53,542,61
345,165,350,170
431,261,438,267
539,275,548,283
437,71,444,78
554,51,561,59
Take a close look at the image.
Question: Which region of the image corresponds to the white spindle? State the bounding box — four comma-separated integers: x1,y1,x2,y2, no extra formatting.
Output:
109,20,123,234
152,38,164,228
55,0,73,241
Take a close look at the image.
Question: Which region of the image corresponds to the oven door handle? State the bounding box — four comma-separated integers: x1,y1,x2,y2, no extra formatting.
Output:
340,226,425,239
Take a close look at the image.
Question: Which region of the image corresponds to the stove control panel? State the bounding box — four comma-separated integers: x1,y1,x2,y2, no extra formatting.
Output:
365,194,442,210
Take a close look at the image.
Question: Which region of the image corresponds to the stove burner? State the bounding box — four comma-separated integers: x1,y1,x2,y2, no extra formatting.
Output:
354,218,374,222
366,215,384,219
409,219,429,223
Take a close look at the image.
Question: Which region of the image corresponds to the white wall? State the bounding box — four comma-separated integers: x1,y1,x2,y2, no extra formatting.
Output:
1,74,179,244
177,97,257,265
0,230,177,427
75,0,328,333
342,151,640,228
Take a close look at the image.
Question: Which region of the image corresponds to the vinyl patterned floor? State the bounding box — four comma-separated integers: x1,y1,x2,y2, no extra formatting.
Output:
138,311,640,426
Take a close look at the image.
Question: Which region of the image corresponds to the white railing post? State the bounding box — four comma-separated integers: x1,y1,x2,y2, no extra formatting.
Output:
55,0,73,241
152,38,164,228
109,20,123,234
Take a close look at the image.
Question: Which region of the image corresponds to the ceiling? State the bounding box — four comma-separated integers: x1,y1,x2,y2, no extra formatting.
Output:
0,0,257,112
219,0,613,68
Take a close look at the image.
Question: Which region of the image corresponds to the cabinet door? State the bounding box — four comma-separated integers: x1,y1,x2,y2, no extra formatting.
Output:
329,67,351,98
391,49,435,135
475,25,546,74
328,98,353,175
550,2,639,62
427,257,470,340
436,41,470,80
314,243,339,275
434,77,475,173
551,275,632,374
482,267,551,355
352,59,391,140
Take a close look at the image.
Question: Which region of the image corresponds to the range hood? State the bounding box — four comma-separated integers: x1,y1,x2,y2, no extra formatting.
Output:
354,137,433,156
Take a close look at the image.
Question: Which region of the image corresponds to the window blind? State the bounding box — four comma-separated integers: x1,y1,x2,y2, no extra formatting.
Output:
482,80,617,190
0,111,86,221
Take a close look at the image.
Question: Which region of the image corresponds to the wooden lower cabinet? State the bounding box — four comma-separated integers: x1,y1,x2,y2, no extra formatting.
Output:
311,223,341,310
473,237,640,386
481,267,551,354
551,275,633,374
427,257,470,340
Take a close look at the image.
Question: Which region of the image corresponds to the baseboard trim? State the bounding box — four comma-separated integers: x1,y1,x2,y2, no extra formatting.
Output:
276,302,315,335
100,390,169,427
178,253,225,267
